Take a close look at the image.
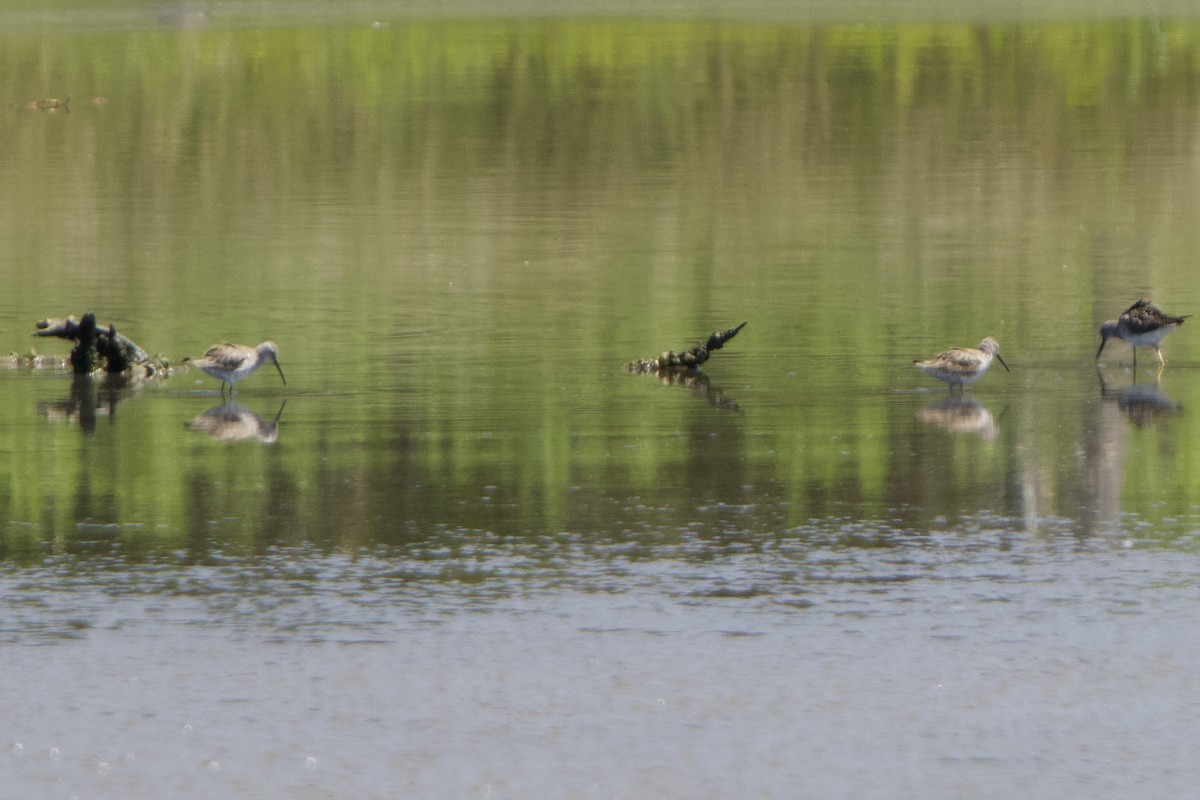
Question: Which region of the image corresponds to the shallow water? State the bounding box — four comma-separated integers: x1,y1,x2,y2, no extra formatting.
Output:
4,3,1200,798
7,540,1200,799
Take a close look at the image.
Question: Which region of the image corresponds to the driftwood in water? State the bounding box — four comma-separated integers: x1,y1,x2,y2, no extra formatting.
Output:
33,312,157,375
2,351,67,370
627,321,747,374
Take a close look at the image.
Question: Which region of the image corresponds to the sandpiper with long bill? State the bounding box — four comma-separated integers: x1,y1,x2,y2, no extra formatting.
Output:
913,337,1009,391
1096,299,1188,368
187,341,286,393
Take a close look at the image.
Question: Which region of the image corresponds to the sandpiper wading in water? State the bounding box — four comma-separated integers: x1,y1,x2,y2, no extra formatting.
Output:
186,341,286,393
1096,299,1188,368
914,337,1009,391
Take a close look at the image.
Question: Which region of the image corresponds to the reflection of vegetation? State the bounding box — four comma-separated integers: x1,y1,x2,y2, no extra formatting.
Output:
3,16,1200,559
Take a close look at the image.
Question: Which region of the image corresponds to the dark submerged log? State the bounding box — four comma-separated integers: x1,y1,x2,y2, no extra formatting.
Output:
34,312,158,375
627,321,747,374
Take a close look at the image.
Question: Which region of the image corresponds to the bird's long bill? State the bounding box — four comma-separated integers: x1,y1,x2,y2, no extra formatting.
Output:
996,354,1010,372
1095,337,1108,361
273,359,287,385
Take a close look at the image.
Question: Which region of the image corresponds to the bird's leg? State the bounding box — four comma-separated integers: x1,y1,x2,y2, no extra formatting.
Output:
1131,347,1137,370
1156,346,1166,366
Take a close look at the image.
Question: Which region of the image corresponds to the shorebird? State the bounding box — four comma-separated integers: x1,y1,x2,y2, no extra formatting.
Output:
913,337,1009,390
186,341,286,393
1096,299,1189,368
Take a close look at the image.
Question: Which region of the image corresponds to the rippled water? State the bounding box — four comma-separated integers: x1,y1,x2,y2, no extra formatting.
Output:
7,534,1200,798
5,4,1200,798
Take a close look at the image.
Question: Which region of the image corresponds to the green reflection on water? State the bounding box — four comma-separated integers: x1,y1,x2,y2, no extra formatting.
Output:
2,14,1200,560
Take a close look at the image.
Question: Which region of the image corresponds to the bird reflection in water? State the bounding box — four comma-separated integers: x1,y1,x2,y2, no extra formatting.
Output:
187,400,285,443
651,369,741,412
37,373,136,436
916,396,999,440
1097,371,1180,429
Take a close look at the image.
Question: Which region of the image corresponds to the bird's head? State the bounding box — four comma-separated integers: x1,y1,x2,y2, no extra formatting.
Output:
1096,321,1119,360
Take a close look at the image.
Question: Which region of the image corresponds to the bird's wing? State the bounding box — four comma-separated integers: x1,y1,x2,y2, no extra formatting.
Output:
202,344,249,369
1121,299,1153,316
931,348,978,368
1122,303,1180,334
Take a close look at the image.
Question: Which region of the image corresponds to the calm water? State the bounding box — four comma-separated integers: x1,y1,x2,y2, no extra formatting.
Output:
4,3,1200,798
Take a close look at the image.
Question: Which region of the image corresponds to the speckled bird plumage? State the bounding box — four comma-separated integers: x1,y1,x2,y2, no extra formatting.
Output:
914,337,1009,389
1096,299,1188,367
188,341,286,392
